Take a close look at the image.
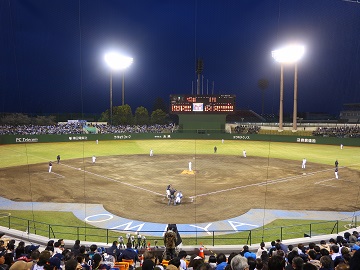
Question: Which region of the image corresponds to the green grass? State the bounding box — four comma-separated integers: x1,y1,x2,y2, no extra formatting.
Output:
0,211,354,245
1,140,359,169
1,140,359,244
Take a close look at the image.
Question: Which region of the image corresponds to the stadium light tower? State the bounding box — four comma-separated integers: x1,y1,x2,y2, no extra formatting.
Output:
272,45,305,132
104,52,133,125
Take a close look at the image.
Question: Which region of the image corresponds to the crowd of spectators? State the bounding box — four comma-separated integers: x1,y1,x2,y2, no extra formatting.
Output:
0,124,84,135
0,123,176,135
233,125,261,134
2,230,360,270
93,124,176,134
312,126,360,138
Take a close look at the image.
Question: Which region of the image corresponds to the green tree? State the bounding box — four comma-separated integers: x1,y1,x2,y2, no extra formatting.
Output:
1,113,31,125
153,97,168,113
258,78,269,115
99,110,110,123
33,115,56,125
151,109,166,124
134,106,149,125
113,104,133,125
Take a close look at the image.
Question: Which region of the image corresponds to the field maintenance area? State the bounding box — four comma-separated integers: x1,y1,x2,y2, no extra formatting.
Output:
1,139,360,225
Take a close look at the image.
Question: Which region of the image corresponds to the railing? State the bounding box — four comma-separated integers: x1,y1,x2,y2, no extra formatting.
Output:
0,214,357,246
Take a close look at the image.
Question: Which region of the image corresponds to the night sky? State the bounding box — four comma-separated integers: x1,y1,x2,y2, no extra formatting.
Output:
1,0,360,117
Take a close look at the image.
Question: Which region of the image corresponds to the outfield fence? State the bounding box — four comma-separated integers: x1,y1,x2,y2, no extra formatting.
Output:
0,214,358,246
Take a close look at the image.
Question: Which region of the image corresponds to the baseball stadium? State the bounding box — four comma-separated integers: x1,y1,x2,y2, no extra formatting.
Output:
1,107,360,248
2,1,360,269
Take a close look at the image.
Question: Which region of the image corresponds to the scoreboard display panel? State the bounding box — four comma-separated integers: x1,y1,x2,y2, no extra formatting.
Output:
170,94,235,113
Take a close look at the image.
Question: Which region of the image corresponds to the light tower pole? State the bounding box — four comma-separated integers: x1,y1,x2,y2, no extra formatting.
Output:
104,52,133,125
272,45,305,132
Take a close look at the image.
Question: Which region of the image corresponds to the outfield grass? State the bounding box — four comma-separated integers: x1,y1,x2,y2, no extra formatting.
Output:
1,140,359,169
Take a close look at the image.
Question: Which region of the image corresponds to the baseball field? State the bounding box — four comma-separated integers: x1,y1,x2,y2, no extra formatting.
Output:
1,139,360,226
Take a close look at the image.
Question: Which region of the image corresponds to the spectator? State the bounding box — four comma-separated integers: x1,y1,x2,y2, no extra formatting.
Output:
106,241,120,260
257,242,268,259
230,255,249,270
268,255,285,270
118,243,138,268
0,251,8,270
72,240,81,256
215,253,227,270
164,227,177,260
177,251,187,270
319,256,332,270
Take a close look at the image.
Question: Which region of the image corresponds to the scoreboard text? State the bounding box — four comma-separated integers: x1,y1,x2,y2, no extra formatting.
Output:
170,95,235,113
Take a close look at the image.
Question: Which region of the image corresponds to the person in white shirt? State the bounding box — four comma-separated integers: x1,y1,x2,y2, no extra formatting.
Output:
178,250,187,270
175,191,183,205
302,158,307,169
256,242,267,258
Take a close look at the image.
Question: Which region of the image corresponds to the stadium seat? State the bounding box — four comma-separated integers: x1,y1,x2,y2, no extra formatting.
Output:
162,260,169,267
114,262,130,270
121,259,134,267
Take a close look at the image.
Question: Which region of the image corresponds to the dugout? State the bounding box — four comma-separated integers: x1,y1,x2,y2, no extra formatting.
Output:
177,114,226,133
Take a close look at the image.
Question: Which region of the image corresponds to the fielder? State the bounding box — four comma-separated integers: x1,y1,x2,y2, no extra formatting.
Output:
188,161,192,171
302,158,307,169
150,149,153,157
243,150,247,158
92,155,96,163
48,161,53,173
335,167,339,179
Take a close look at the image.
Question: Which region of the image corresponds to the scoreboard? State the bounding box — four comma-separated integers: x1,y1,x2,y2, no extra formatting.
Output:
170,94,235,113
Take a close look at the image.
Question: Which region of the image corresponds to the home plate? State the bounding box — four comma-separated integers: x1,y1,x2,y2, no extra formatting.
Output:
181,170,195,174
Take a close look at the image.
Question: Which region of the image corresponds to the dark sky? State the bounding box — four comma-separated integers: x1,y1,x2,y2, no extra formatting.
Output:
1,0,360,116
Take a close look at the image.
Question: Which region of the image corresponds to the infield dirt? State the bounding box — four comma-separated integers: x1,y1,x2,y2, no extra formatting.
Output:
1,154,359,224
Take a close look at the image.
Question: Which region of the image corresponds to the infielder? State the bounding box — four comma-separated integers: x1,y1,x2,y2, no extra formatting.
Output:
92,155,96,163
48,161,53,173
302,158,307,169
335,167,339,179
188,161,192,171
243,150,247,158
150,149,153,157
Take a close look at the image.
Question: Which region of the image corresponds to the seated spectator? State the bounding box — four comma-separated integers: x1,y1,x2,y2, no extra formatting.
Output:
177,251,187,270
319,256,332,270
117,243,138,268
215,253,227,270
230,255,249,270
256,242,267,259
92,254,110,270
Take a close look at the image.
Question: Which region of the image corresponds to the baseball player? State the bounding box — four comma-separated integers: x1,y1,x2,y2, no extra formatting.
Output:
57,155,60,164
302,158,307,169
150,149,153,157
92,155,96,163
175,191,183,205
335,167,339,179
243,150,247,158
188,161,192,171
48,161,53,173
